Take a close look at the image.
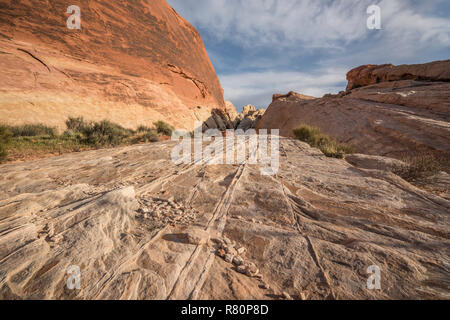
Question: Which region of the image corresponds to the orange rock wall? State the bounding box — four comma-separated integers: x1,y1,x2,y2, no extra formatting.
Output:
0,0,225,131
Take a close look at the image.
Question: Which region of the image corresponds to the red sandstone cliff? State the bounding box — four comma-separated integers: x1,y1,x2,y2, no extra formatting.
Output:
0,0,226,130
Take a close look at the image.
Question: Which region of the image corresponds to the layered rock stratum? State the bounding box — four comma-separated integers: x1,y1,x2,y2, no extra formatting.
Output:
257,60,450,159
0,139,449,299
0,0,225,131
346,61,450,91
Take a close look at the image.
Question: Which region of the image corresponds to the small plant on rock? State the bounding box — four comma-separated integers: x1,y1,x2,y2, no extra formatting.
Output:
154,121,175,137
293,125,354,159
393,153,448,185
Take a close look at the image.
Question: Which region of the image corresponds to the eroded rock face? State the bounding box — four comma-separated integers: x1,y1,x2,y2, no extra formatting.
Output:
257,61,450,159
346,60,450,91
0,139,448,300
273,91,316,102
0,0,225,131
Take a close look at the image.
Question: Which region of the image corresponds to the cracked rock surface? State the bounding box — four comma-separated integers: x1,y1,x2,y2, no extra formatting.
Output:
0,139,449,300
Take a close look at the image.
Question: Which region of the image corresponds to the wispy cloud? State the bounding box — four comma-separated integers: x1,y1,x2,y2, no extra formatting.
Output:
169,0,369,49
167,0,450,109
169,0,450,50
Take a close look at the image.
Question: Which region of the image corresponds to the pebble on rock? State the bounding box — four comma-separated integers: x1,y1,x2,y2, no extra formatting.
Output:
233,256,244,266
217,249,226,258
226,246,238,256
237,265,247,274
224,253,234,263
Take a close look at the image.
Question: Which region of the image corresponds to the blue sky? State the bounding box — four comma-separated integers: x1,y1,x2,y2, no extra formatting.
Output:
167,0,450,111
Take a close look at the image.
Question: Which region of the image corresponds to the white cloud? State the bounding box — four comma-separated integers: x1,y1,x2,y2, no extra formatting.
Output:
381,0,450,47
168,0,450,50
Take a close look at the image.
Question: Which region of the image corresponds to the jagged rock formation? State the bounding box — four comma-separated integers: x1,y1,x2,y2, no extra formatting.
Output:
257,60,450,159
236,105,266,131
0,139,448,299
0,0,225,131
204,102,266,131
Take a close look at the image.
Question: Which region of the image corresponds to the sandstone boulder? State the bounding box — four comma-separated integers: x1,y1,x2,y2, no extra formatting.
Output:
202,103,265,131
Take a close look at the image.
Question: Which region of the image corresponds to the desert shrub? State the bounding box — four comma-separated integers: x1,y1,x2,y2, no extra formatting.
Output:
293,125,322,146
132,129,159,144
393,153,448,185
61,129,84,141
154,121,174,137
0,147,7,162
319,139,355,158
133,125,159,143
141,130,159,142
9,123,57,137
65,118,135,147
1,118,162,163
65,118,164,147
293,125,354,159
79,120,133,147
65,117,87,132
0,125,13,162
137,125,153,133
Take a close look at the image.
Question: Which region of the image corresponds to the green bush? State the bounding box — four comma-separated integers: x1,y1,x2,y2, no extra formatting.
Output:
65,117,87,132
64,118,137,147
9,124,57,137
80,120,133,147
0,125,13,162
141,130,159,142
137,125,153,133
154,121,174,137
1,118,162,163
293,126,322,146
132,130,159,144
61,129,84,141
293,125,354,159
